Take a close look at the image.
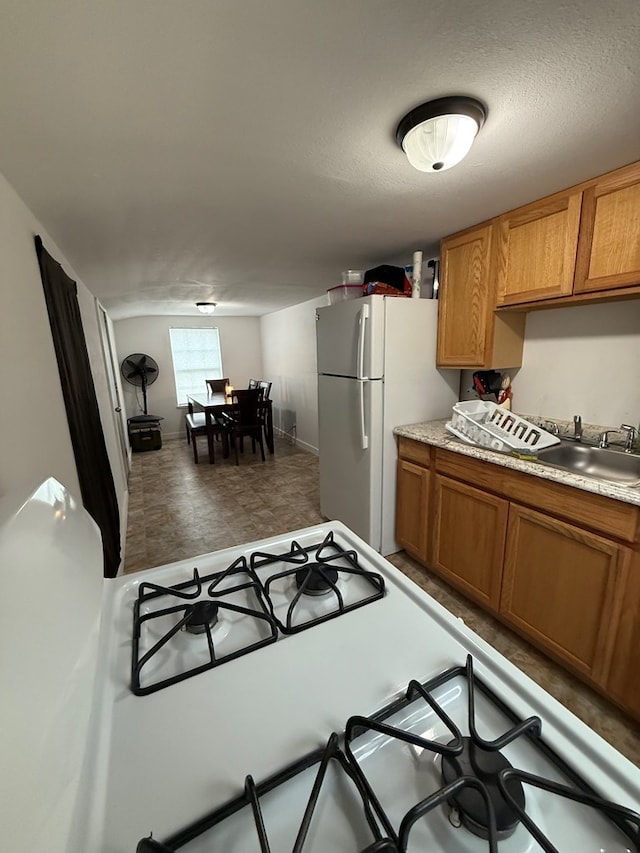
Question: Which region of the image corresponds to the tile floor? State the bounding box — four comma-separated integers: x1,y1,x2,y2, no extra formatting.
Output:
124,436,640,766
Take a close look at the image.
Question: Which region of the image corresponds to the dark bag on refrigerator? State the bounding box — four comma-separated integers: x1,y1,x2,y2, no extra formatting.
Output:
362,265,411,296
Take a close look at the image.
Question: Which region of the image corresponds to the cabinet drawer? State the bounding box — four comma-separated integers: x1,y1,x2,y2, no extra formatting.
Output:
434,448,640,543
398,437,432,467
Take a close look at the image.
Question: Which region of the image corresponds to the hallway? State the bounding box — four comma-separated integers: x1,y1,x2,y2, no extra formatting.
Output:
124,435,323,574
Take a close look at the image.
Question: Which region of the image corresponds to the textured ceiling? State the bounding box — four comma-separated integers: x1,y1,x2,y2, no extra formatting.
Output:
1,0,639,319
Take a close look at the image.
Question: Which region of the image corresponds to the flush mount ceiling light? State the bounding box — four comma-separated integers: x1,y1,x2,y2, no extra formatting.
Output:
196,302,216,314
396,96,487,173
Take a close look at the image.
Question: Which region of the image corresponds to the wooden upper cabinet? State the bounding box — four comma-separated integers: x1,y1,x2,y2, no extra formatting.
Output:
574,161,640,294
496,191,582,305
437,222,525,369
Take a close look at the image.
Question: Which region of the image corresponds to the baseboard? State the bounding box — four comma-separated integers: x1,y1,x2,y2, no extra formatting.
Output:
158,430,318,455
297,438,319,455
273,427,318,456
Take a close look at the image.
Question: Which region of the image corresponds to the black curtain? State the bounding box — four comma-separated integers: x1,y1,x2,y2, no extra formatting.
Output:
35,236,121,578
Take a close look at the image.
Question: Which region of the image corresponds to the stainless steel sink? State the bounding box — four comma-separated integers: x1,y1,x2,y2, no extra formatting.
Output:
536,441,640,485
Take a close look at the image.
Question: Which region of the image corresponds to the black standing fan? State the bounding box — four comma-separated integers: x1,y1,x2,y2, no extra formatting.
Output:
121,353,159,415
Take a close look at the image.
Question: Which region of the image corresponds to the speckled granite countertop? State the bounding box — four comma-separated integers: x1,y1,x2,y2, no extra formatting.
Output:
394,419,640,508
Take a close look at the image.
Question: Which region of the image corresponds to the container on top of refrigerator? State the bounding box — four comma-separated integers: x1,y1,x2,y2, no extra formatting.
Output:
362,264,411,297
341,270,365,284
327,284,363,304
427,258,440,298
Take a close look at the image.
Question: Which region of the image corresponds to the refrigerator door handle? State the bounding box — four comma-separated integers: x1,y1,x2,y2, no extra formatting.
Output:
359,379,369,450
356,304,369,380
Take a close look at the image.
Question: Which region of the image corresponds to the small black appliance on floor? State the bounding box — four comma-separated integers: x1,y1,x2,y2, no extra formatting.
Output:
128,414,163,452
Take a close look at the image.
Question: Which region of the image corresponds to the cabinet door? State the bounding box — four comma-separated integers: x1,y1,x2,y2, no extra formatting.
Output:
574,162,640,294
437,224,494,368
500,505,621,681
606,550,640,716
396,459,429,562
431,474,508,609
496,191,582,305
437,223,525,369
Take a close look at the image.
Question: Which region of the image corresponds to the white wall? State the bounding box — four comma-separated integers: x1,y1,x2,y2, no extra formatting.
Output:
113,315,263,437
0,171,127,545
260,294,328,454
460,300,640,429
515,301,640,426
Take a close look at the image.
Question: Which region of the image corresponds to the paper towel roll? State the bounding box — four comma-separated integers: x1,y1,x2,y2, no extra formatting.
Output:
411,251,422,298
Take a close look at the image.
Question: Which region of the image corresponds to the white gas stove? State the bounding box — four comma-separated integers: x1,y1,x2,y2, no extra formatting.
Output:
2,479,639,852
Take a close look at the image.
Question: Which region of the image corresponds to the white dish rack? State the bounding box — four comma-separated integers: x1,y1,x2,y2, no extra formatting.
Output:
446,401,561,452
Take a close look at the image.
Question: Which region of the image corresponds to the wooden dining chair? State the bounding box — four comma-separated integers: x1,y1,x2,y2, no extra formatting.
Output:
185,414,221,463
255,381,272,445
185,399,211,445
201,379,229,448
185,409,205,443
257,380,272,399
205,377,229,394
217,388,265,465
185,399,223,463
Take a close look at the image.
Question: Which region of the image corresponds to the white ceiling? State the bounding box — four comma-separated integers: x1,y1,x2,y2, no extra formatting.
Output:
1,0,639,320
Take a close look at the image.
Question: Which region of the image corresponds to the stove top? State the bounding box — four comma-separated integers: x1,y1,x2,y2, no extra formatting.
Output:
83,521,640,853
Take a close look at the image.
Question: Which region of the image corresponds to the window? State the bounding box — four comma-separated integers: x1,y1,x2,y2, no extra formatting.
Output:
169,327,224,405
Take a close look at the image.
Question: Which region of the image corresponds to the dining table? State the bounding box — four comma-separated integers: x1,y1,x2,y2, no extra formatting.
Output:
187,391,274,464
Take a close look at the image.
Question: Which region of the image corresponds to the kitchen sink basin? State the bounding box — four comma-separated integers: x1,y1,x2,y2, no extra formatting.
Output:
536,440,640,485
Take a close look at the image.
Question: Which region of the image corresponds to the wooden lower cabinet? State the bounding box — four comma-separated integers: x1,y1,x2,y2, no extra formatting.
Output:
396,458,429,562
395,439,640,720
431,475,508,610
606,551,640,714
499,505,623,682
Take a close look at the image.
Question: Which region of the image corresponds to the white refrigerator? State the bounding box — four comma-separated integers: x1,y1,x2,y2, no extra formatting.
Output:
316,295,459,555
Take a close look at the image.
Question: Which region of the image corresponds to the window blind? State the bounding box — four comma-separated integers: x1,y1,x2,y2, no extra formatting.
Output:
169,327,223,405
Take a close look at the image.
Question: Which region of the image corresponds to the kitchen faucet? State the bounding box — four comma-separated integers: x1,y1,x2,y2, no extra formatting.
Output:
621,424,638,451
565,414,582,442
598,424,638,451
574,415,582,441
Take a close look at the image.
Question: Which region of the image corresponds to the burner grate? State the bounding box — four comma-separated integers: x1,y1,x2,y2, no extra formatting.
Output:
498,768,640,852
251,531,385,634
136,734,397,853
344,655,639,852
131,558,277,696
136,654,640,851
130,532,386,695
